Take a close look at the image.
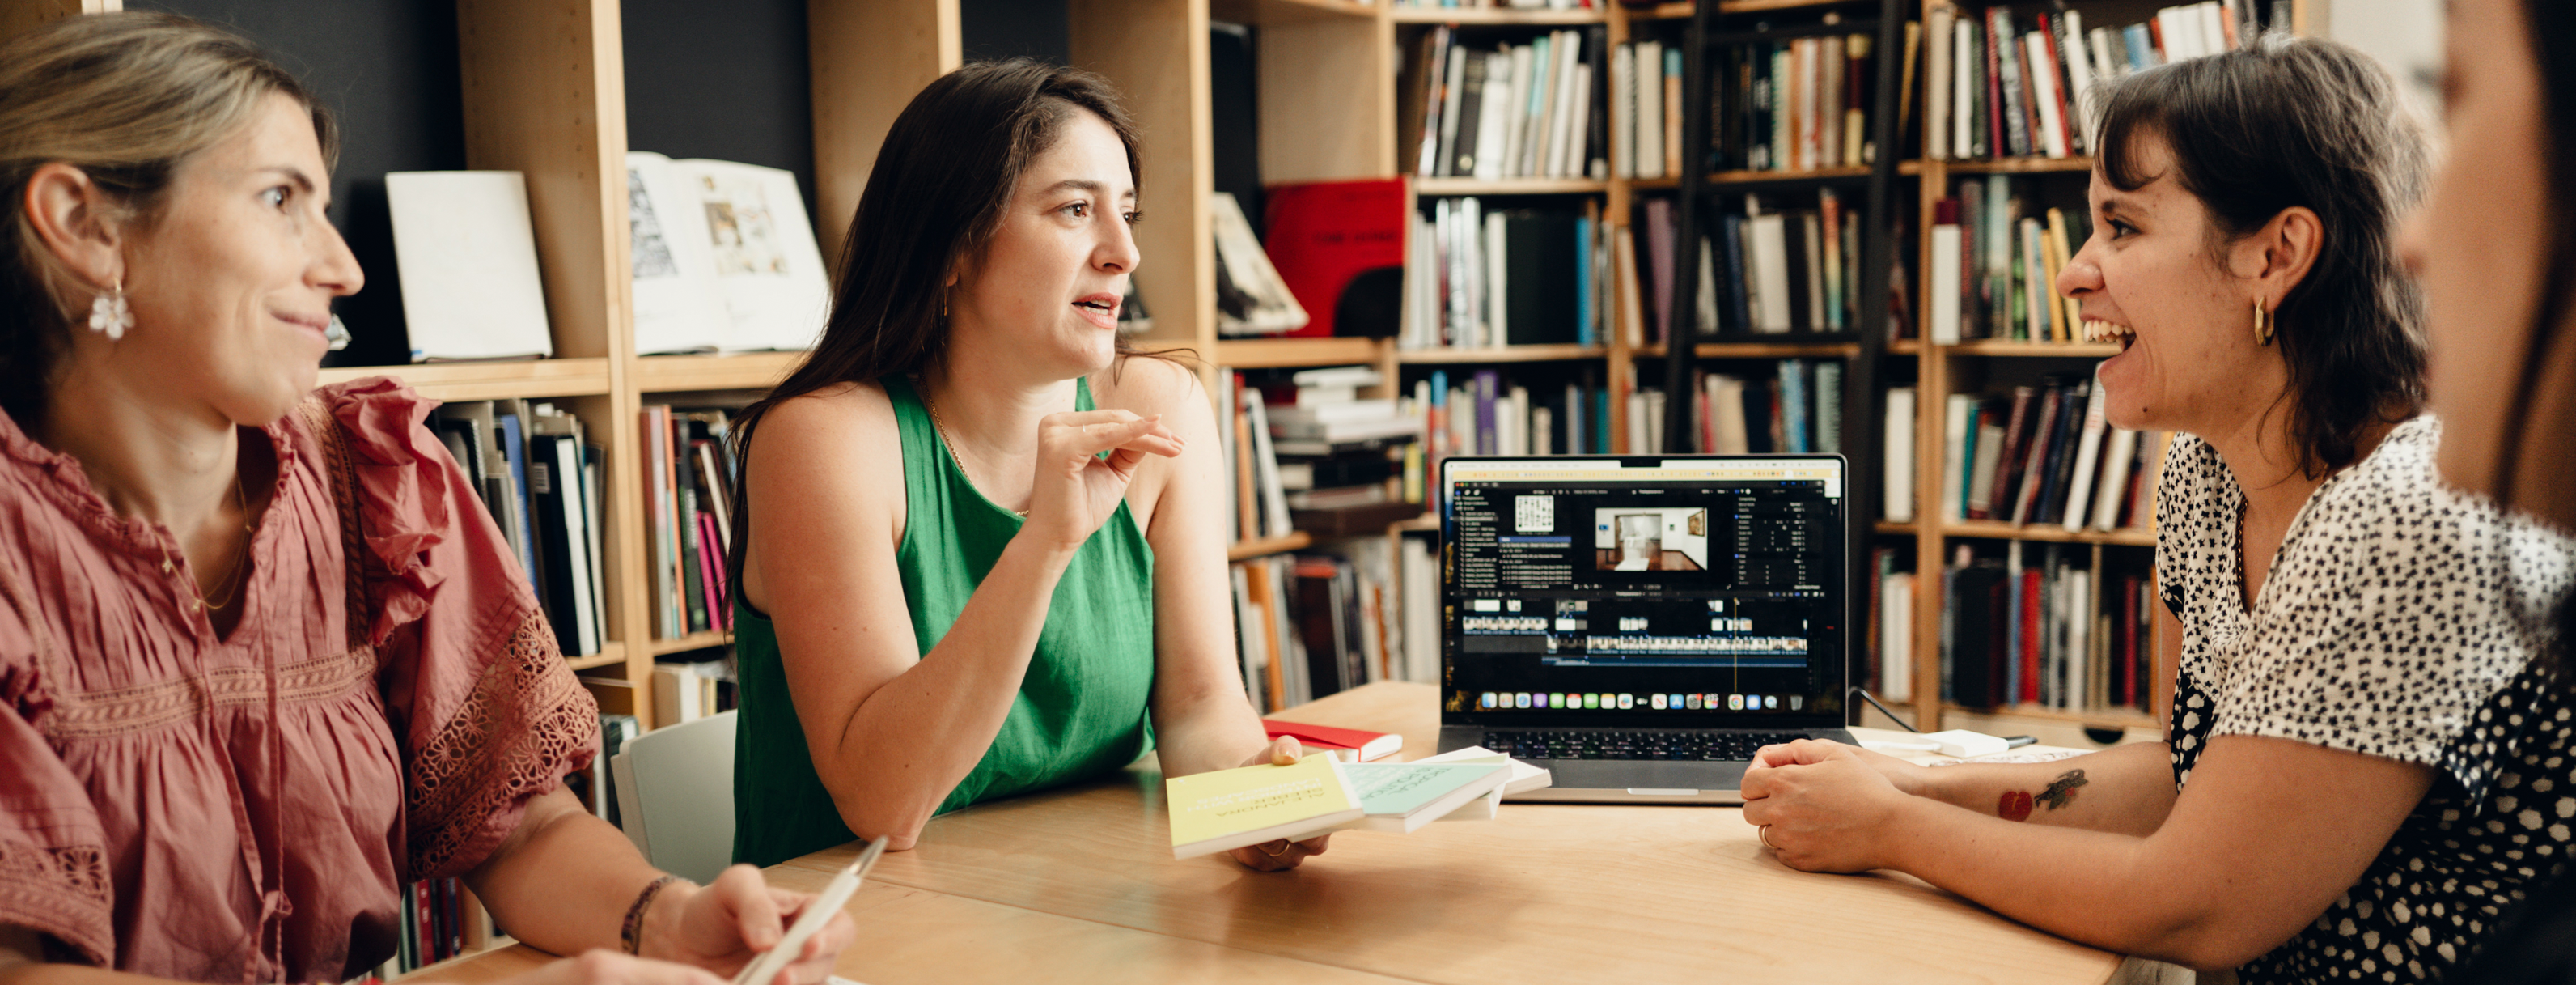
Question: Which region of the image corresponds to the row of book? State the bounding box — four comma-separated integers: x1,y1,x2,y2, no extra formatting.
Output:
1705,33,1887,174
1927,175,2091,344
1407,27,1612,181
1392,0,1600,9
1612,39,1683,180
433,401,607,656
367,877,489,976
1421,368,1620,465
1921,0,2288,163
1951,373,2160,530
1401,197,1610,351
1939,543,2159,713
1231,540,1432,713
1679,360,1845,456
641,404,740,640
1666,191,1875,338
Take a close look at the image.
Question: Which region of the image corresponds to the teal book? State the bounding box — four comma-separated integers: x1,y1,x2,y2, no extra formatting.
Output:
1337,762,1510,834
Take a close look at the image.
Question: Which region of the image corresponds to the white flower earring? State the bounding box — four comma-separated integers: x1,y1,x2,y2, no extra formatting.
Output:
87,278,133,340
325,314,351,350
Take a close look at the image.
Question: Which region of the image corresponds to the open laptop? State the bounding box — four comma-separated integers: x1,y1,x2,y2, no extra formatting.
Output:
1434,454,1858,804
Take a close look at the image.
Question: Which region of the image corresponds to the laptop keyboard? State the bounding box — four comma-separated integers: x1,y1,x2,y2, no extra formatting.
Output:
1482,730,1810,762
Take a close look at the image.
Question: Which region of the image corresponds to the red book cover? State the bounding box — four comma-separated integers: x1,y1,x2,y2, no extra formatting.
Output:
2119,574,2141,707
1262,719,1402,762
2037,15,2077,155
2019,567,2043,705
413,880,435,965
697,512,727,631
1263,179,1408,338
1983,12,2008,158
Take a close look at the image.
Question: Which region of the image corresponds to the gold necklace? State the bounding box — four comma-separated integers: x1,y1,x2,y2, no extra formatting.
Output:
157,467,258,613
915,376,1031,519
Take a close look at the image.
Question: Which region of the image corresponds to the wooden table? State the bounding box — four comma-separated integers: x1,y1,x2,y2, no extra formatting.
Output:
414,682,2119,984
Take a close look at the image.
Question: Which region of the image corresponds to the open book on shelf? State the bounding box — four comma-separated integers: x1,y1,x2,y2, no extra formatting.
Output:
626,152,831,355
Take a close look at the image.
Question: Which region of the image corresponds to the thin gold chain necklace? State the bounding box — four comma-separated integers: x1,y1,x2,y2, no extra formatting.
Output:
915,375,1031,519
156,467,258,612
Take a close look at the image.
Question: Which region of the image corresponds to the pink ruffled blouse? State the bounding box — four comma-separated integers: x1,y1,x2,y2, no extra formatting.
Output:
0,380,599,983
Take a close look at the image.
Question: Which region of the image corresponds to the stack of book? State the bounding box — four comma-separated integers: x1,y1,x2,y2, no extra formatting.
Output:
1231,538,1414,713
1704,30,1892,172
431,401,606,656
1402,197,1610,351
1417,368,1614,466
652,655,733,723
1941,542,2158,714
1921,1,2286,163
1165,752,1529,860
1926,176,2091,344
639,404,741,641
1939,371,2163,533
1407,26,1611,181
1224,367,1428,543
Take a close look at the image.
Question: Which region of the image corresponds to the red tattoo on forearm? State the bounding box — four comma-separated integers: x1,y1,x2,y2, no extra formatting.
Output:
1998,769,2087,822
1998,790,2033,822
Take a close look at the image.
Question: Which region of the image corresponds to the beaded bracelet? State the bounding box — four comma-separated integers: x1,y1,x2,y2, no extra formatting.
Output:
621,875,684,955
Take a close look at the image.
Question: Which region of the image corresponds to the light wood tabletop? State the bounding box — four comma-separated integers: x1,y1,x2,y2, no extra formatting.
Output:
411,681,2120,985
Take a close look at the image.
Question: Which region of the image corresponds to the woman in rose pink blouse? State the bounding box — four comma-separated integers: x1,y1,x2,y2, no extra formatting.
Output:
0,15,855,985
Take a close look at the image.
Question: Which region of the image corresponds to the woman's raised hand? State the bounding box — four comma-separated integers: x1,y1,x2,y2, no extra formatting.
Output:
1021,409,1184,552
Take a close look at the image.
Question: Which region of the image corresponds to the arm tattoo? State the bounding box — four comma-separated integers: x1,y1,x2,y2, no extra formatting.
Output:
1997,769,2089,822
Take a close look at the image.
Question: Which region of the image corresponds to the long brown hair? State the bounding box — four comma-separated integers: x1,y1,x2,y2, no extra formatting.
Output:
0,12,336,429
724,58,1143,594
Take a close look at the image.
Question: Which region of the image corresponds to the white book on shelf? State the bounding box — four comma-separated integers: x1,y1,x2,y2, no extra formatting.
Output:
1953,20,1976,159
1820,35,1844,168
1633,40,1663,180
1611,42,1636,180
1437,43,1468,177
1801,213,1827,331
1240,388,1294,538
1213,192,1310,335
2092,427,2141,531
2061,376,2113,531
384,171,553,362
2090,28,2124,85
1930,216,1962,344
2156,6,2197,60
667,158,833,353
1883,386,1915,522
1967,418,2004,519
1941,393,1973,521
1568,61,1599,179
1926,3,1952,161
1547,31,1583,178
2024,32,2070,159
2198,2,2228,57
1710,375,1749,455
1475,51,1513,180
1643,388,1666,453
2061,11,2101,151
1882,571,1913,702
624,153,732,355
1483,210,1508,348
1625,390,1649,454
1502,42,1535,179
1745,213,1793,333
1532,405,1553,456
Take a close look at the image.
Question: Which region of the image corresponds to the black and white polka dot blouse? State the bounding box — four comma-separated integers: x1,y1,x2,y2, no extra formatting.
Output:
2158,415,2576,984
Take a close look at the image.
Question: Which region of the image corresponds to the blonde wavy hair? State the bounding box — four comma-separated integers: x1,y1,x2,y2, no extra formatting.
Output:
0,11,334,424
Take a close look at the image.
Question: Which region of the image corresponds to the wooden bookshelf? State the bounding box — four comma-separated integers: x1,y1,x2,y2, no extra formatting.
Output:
633,351,807,393
1942,339,2123,358
1227,531,1314,561
315,358,615,401
1387,5,1609,24
1399,344,1607,364
1214,336,1385,368
1942,520,2156,548
650,630,735,656
1947,155,2096,174
1413,176,1611,195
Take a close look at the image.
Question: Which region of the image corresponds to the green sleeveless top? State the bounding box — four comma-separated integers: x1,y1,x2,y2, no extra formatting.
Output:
731,376,1156,867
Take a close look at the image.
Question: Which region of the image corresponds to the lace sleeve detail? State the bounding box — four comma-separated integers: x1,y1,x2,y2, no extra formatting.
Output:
407,608,600,880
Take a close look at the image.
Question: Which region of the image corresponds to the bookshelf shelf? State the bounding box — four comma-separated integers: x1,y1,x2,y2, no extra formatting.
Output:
649,630,734,656
633,351,807,393
1698,160,1925,187
1388,6,1610,24
1399,344,1608,363
1214,336,1385,368
1390,514,1440,533
1229,532,1314,561
566,647,630,672
1943,155,2095,174
1943,340,2122,358
1413,176,1611,195
1942,520,2155,548
1888,338,1923,355
1873,521,1915,536
1945,702,2159,731
1693,340,1865,359
1209,0,1375,23
315,358,615,401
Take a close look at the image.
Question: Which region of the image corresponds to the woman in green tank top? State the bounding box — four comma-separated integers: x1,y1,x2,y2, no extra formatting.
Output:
721,60,1326,872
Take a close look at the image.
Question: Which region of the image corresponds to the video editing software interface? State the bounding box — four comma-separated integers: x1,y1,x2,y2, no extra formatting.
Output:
1442,457,1845,721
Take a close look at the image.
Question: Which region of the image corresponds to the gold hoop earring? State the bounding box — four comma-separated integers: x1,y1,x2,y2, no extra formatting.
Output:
2252,299,2274,347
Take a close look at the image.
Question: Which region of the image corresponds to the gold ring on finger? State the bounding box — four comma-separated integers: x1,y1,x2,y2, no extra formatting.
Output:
1256,839,1291,858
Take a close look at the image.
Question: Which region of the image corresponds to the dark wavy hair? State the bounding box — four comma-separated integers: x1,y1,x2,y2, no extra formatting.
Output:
723,57,1144,590
0,12,336,429
2094,32,2428,479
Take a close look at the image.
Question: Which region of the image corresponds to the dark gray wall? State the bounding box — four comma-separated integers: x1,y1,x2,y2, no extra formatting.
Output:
621,0,816,225
963,0,1070,66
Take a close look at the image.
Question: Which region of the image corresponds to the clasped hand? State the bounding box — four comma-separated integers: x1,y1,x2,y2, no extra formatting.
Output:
1021,409,1184,551
518,866,857,985
1739,739,1928,873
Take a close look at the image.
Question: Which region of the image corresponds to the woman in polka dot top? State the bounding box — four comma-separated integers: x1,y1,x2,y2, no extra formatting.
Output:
1737,33,2576,985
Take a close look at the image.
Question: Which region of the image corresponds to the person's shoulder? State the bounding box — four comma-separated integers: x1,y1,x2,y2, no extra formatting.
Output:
749,380,896,450
1088,353,1204,417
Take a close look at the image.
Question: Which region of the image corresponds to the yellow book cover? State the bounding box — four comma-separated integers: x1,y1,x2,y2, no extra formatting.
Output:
1165,754,1363,859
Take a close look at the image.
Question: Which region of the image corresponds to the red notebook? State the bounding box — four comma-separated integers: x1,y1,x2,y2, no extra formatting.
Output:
1262,720,1401,762
1262,179,1406,338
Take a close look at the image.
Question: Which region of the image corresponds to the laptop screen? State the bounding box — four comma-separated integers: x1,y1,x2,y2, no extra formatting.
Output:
1439,455,1847,726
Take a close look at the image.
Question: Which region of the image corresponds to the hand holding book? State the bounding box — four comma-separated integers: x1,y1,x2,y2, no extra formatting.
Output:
1225,736,1336,872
